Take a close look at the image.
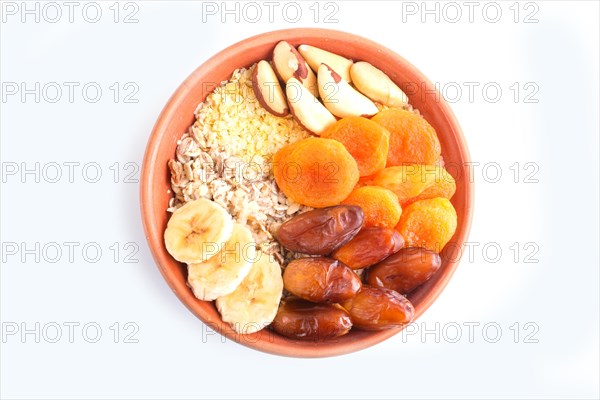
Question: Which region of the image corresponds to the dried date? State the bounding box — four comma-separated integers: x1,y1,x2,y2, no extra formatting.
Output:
283,257,361,303
272,298,353,340
332,227,404,269
275,205,364,255
366,247,442,294
341,286,414,330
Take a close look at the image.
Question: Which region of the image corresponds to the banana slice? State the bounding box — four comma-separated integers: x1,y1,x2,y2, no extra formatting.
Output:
187,224,257,301
164,198,233,264
216,251,283,334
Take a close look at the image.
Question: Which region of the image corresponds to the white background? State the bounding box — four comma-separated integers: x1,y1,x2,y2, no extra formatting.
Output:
1,1,599,399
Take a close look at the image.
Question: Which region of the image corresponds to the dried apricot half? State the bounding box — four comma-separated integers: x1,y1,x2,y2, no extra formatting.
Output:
395,197,457,252
371,108,441,166
273,137,359,208
342,186,402,228
370,164,455,206
322,116,390,177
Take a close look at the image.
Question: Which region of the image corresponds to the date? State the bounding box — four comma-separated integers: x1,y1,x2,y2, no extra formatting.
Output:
274,205,364,255
366,247,442,294
272,297,353,340
332,227,404,269
341,286,414,330
283,257,361,303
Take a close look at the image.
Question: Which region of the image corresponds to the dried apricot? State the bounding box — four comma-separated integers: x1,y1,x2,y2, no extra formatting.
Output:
395,198,457,252
273,137,359,208
321,116,390,176
341,186,402,228
370,165,455,207
332,227,404,269
357,174,376,187
371,108,441,166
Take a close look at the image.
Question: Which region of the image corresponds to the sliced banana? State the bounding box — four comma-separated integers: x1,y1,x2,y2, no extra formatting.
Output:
216,251,283,334
187,224,257,301
164,198,233,264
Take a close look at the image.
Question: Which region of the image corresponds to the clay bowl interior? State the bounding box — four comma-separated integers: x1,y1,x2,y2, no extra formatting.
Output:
141,28,473,358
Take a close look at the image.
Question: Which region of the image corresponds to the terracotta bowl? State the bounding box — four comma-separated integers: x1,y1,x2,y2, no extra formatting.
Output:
140,28,473,357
